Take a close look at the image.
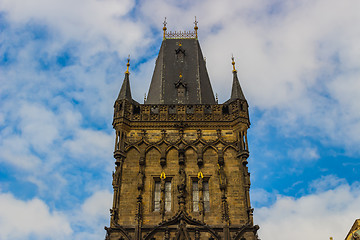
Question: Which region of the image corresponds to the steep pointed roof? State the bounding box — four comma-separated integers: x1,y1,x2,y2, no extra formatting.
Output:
117,58,133,101
146,38,216,104
230,72,246,101
229,57,246,102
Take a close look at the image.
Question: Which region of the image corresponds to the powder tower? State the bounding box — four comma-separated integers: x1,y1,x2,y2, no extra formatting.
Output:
105,19,259,240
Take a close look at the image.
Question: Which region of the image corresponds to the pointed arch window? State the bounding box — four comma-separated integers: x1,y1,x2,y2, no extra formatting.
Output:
153,177,172,212
192,177,210,212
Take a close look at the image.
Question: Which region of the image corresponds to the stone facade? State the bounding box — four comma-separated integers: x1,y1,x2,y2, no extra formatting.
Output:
105,24,259,240
105,100,259,240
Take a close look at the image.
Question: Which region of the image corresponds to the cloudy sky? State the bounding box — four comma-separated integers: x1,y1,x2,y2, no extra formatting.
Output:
0,0,360,239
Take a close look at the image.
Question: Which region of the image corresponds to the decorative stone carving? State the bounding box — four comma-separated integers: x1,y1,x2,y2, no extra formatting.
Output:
137,169,145,191
177,167,187,209
110,208,119,226
218,165,227,190
178,144,185,165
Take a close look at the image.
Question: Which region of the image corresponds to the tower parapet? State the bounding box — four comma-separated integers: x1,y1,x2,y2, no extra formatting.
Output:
113,100,249,126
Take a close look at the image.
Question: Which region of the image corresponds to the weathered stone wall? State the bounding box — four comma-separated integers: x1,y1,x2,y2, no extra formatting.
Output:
105,99,258,240
118,147,139,225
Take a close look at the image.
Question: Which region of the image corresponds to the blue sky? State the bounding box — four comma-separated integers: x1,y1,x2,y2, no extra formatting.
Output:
0,0,360,239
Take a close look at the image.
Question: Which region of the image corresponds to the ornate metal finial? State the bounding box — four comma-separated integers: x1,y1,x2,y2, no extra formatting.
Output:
231,54,237,73
194,16,198,39
160,171,166,179
125,55,130,74
216,93,218,103
179,73,182,78
163,17,167,39
144,93,147,103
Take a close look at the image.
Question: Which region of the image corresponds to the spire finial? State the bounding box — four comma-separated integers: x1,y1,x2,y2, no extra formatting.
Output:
216,93,218,103
125,55,130,74
194,16,198,39
231,54,237,73
163,17,167,39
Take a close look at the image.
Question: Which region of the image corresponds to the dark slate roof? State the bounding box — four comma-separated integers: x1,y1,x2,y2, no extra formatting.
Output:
146,38,216,104
117,72,133,101
229,70,246,102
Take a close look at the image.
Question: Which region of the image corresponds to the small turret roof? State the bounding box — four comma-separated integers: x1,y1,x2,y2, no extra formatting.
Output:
117,58,133,102
230,71,246,101
117,73,132,101
228,57,246,102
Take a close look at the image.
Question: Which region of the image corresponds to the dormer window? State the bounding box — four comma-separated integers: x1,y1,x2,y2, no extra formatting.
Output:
175,74,187,103
177,85,186,98
175,44,185,62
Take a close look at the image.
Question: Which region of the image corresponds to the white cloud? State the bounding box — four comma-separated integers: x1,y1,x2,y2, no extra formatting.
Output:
0,190,112,240
0,192,72,240
80,190,112,222
0,135,42,170
0,0,148,55
255,178,360,240
251,188,278,208
288,146,320,162
18,103,59,152
70,190,112,240
63,128,113,162
309,175,348,193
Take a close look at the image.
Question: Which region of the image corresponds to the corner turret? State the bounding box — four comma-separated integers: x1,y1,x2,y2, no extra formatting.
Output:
228,56,246,102
116,56,134,102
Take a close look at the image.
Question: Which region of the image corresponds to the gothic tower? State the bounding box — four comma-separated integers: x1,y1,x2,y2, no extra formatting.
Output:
105,20,259,240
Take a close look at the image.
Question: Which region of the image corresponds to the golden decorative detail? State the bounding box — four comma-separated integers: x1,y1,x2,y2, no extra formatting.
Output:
231,55,237,73
161,18,198,39
197,171,204,179
160,171,166,179
163,17,167,39
194,16,198,39
125,55,130,74
179,73,182,78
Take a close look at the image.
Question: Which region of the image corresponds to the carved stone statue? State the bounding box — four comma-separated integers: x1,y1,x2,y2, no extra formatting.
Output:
137,170,145,191
112,165,120,187
218,166,227,190
110,208,119,225
178,168,186,193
